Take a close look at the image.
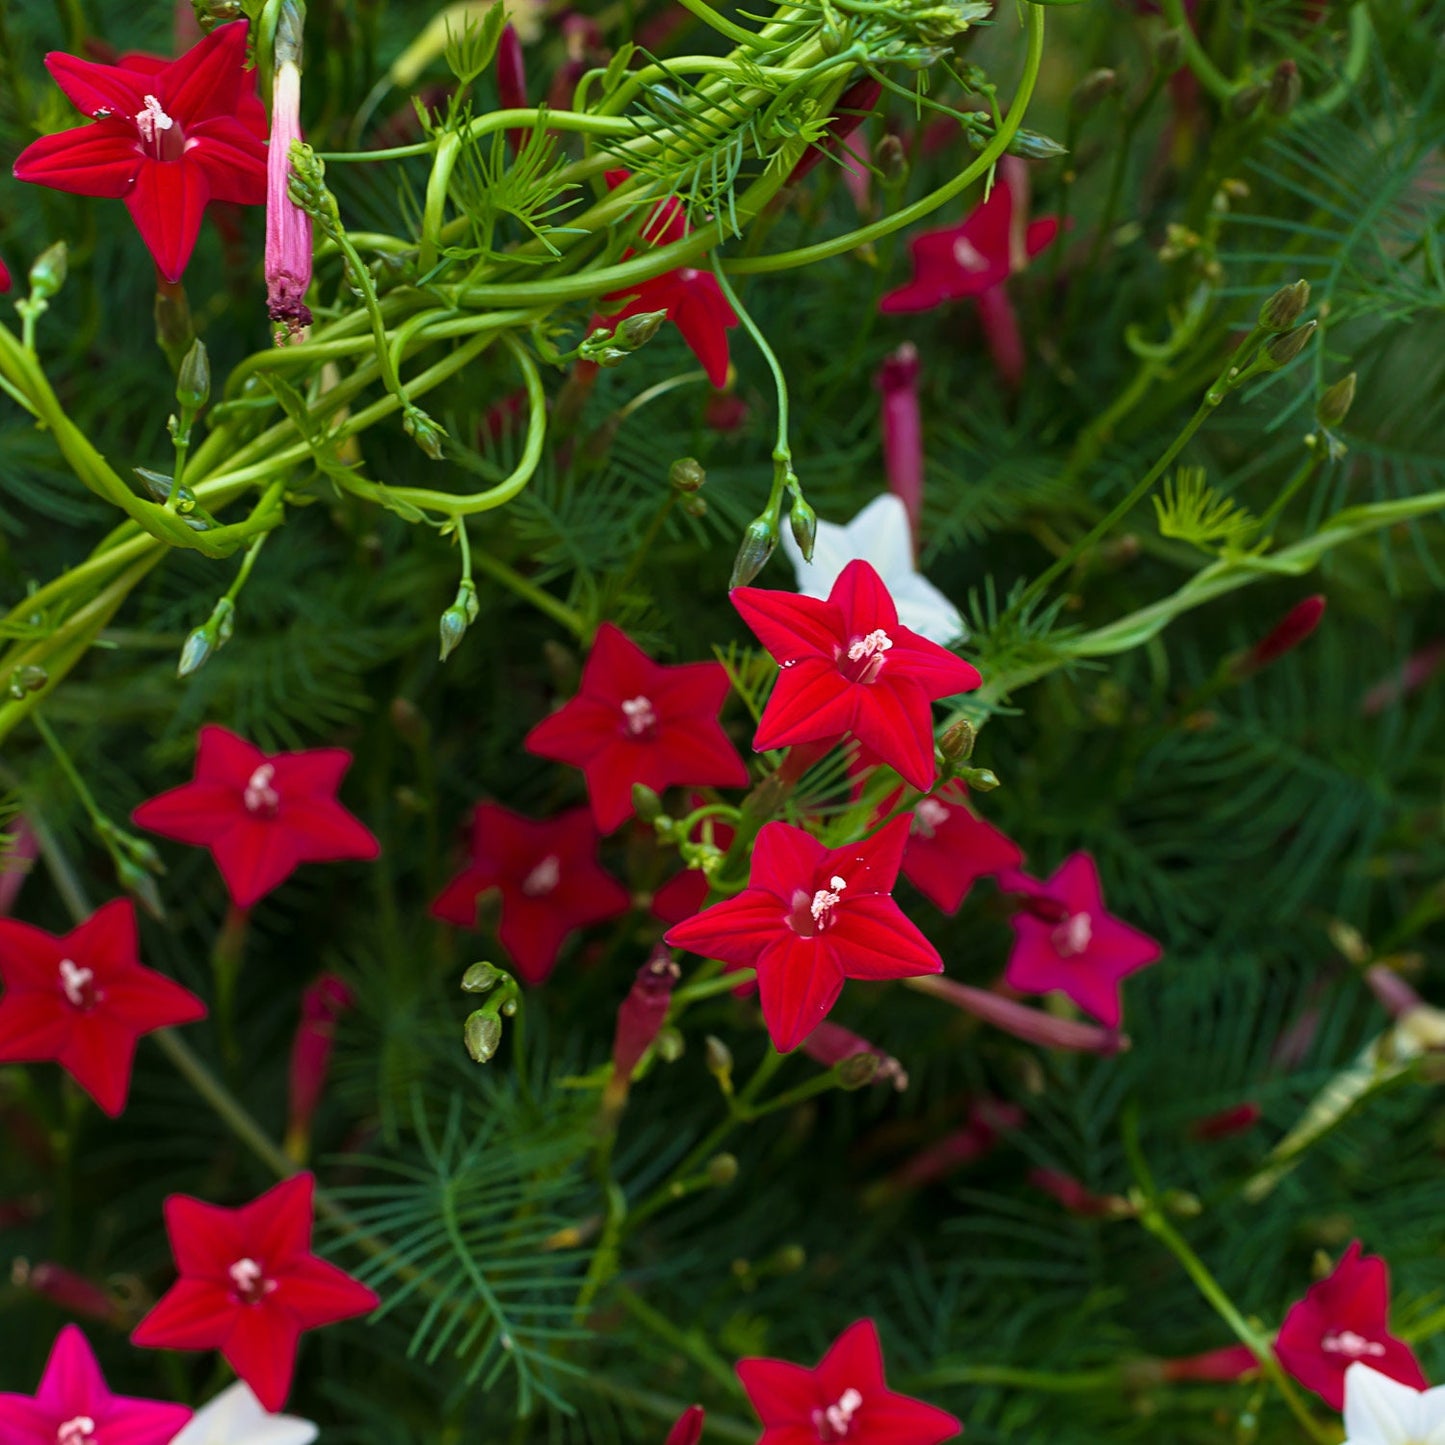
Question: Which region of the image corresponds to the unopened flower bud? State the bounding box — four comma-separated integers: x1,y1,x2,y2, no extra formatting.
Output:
1160,1188,1202,1218
175,339,210,410
1261,319,1317,369
938,719,976,763
1267,59,1301,116
28,241,67,300
704,1035,734,1092
8,665,47,698
835,1051,881,1089
730,516,777,588
1228,82,1266,119
669,457,706,493
115,856,164,921
15,1260,116,1322
1003,127,1069,161
706,1152,738,1186
1071,68,1118,115
655,1026,685,1063
614,309,668,350
1229,594,1326,678
788,497,818,564
1316,372,1356,429
404,405,447,460
789,76,883,185
461,961,503,993
874,133,908,182
631,783,663,822
177,627,213,678
1259,278,1310,332
665,1406,706,1445
957,765,999,791
464,1010,503,1063
611,948,681,1080
1155,28,1185,72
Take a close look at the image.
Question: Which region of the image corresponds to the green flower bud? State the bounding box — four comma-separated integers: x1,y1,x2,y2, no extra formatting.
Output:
403,405,447,460
8,665,48,699
938,719,976,763
835,1052,881,1089
1316,372,1356,429
705,1035,734,1093
461,961,503,993
1259,279,1310,332
1154,28,1185,72
959,765,1000,791
788,498,818,564
1071,68,1118,116
669,457,706,493
115,857,165,922
614,309,668,350
631,783,663,823
706,1153,739,1186
1004,127,1069,161
438,605,469,662
874,134,908,182
654,1026,685,1063
176,339,210,410
464,1010,503,1063
28,242,68,301
1261,319,1318,370
730,516,777,589
1227,82,1267,120
1266,59,1301,117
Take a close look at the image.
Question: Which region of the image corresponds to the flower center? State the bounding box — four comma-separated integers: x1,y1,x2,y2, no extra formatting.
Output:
620,695,658,739
838,629,893,685
1320,1329,1386,1359
1051,912,1093,957
521,855,561,897
56,1418,96,1445
787,876,848,937
228,1257,276,1305
952,236,990,273
911,797,950,840
58,958,98,1011
133,94,184,160
243,763,281,817
812,1388,864,1442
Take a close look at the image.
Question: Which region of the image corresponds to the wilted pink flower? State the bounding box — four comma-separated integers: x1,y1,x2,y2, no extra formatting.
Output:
907,973,1131,1054
607,947,680,1104
13,1260,118,1324
1189,1102,1262,1140
890,1100,1024,1190
265,8,312,339
285,971,355,1158
801,1019,908,1090
1027,1168,1128,1218
876,344,924,542
1158,1345,1259,1383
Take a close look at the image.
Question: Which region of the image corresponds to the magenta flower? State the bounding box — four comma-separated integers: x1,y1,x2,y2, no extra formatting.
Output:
0,1324,191,1445
12,23,268,283
1002,853,1161,1028
525,622,749,833
880,161,1058,389
601,170,739,386
133,725,380,909
265,15,312,337
431,804,631,985
1275,1241,1427,1411
0,898,205,1117
895,780,1022,914
665,817,941,1052
732,559,981,792
131,1172,379,1413
737,1318,961,1445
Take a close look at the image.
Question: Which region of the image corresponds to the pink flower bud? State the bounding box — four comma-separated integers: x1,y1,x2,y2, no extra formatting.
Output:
891,1099,1023,1190
664,1405,705,1445
611,947,681,1081
876,343,923,543
0,817,38,916
1189,1102,1262,1140
908,974,1131,1055
1158,1344,1259,1383
1027,1168,1127,1217
1365,963,1424,1020
497,25,528,157
801,1020,908,1091
15,1260,117,1323
0,255,10,294
1361,640,1445,715
1231,595,1326,678
265,28,313,340
285,972,355,1157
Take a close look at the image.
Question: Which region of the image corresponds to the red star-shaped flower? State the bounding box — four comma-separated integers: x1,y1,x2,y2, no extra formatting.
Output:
1275,1240,1427,1411
894,780,1023,914
0,898,205,1118
12,22,268,283
733,559,981,793
130,1171,379,1413
431,804,631,985
600,170,739,386
525,622,749,833
665,817,941,1052
1001,853,1161,1028
0,1324,192,1445
737,1318,961,1445
132,725,380,910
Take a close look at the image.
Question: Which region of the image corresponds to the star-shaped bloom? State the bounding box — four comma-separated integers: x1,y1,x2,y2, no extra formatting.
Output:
133,725,380,910
171,1381,317,1445
525,622,749,833
431,804,631,985
13,22,268,283
1276,1241,1427,1411
0,1324,192,1445
0,898,205,1117
665,817,941,1052
600,170,739,386
131,1171,379,1413
1341,1364,1445,1445
1001,853,1161,1028
896,780,1023,913
780,494,965,648
733,559,981,792
737,1318,961,1445
880,162,1058,389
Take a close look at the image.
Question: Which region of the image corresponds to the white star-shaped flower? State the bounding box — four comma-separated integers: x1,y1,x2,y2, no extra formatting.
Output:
1343,1364,1445,1445
171,1382,319,1445
780,492,965,646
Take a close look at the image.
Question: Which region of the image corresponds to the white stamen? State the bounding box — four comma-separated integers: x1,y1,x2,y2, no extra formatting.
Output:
134,94,174,145
56,1418,96,1445
522,855,561,897
243,763,280,816
843,629,893,685
952,237,989,273
1052,912,1093,957
620,695,658,737
810,876,847,925
1321,1329,1386,1359
812,1387,865,1440
58,958,95,1009
912,798,950,839
228,1257,275,1302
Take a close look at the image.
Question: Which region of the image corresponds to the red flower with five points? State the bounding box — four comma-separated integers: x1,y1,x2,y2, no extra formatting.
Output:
130,1171,379,1413
0,898,205,1117
431,804,631,985
525,622,749,833
733,559,981,792
600,170,739,386
737,1318,961,1445
0,1324,192,1445
132,725,380,910
895,779,1023,913
12,23,268,283
1275,1240,1427,1411
665,817,941,1053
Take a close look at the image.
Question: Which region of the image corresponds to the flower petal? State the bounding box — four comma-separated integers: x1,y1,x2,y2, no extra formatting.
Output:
755,934,845,1052
209,819,300,908
123,155,211,283
753,657,856,754
45,51,148,118
818,1318,888,1393
731,587,843,662
273,1254,378,1328
222,1303,301,1413
188,117,269,203
12,119,142,198
32,1324,110,1416
1344,1364,1422,1444
131,1277,235,1351
666,888,788,969
160,20,252,126
828,559,901,635
832,895,942,981
751,821,827,898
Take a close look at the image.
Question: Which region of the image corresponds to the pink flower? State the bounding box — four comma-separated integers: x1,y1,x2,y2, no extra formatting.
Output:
665,817,941,1052
875,344,924,543
600,170,739,387
0,1324,191,1445
0,898,205,1117
431,804,630,985
285,972,355,1157
1002,853,1161,1028
265,10,312,337
880,162,1058,389
132,725,380,909
131,1171,379,1412
12,23,268,282
737,1318,961,1445
525,622,749,833
732,559,981,792
896,780,1022,914
1275,1240,1427,1411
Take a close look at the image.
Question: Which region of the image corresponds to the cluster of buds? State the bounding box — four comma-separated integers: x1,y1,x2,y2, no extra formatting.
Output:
94,819,166,921
669,457,708,518
438,577,480,662
732,470,816,587
460,961,522,1063
579,308,669,367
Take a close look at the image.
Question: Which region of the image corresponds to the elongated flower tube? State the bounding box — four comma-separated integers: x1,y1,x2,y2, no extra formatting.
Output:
266,1,312,339
876,344,924,543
